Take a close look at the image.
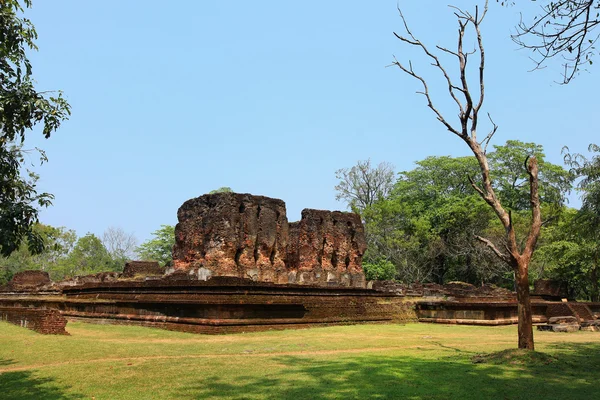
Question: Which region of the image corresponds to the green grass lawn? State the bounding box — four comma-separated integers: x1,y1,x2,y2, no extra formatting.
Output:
1,321,599,399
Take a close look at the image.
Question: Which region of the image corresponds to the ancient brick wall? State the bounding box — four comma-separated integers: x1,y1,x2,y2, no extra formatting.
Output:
123,261,164,278
9,270,51,289
172,193,367,287
288,209,366,287
173,193,289,282
0,307,68,335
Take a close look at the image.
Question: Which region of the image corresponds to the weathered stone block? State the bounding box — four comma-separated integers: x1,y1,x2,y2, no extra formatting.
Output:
537,323,580,332
173,193,289,283
548,316,578,324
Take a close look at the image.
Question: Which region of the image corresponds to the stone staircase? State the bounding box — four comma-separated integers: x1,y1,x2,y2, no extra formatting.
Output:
567,303,595,322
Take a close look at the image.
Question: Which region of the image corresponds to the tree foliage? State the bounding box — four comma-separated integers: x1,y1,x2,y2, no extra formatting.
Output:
355,142,571,287
58,233,114,278
0,223,76,283
553,143,600,300
136,225,175,267
0,0,71,257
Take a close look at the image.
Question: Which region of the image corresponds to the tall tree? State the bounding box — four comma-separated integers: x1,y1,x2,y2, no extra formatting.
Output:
364,155,504,285
59,233,113,278
562,144,600,300
334,159,395,214
0,0,71,257
393,1,541,349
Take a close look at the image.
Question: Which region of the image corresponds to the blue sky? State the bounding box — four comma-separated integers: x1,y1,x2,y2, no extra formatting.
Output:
22,0,598,244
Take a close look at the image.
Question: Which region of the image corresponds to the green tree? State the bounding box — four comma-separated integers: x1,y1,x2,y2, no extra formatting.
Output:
364,156,503,285
559,144,600,300
58,233,113,278
362,258,397,281
534,209,597,300
136,225,175,267
0,0,71,257
0,223,76,283
489,140,573,212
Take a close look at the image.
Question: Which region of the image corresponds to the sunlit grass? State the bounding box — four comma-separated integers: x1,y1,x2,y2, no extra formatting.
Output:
1,321,599,399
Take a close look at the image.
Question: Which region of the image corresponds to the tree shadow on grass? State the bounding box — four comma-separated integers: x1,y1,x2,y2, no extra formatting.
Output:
0,360,84,400
178,342,600,400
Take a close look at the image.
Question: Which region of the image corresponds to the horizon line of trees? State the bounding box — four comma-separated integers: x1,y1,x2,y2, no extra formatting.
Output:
0,224,176,285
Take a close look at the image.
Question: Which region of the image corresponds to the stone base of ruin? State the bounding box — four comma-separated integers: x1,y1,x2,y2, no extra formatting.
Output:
0,277,414,334
3,273,600,334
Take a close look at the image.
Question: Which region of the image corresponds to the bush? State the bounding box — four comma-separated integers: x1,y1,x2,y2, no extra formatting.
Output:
363,259,396,281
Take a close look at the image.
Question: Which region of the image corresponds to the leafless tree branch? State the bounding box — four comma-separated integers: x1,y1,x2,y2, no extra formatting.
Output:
512,0,600,84
476,235,511,263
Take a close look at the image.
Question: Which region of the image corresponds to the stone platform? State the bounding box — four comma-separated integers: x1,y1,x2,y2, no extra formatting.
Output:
0,277,414,334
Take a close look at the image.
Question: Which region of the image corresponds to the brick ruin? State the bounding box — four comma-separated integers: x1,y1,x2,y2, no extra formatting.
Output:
122,261,164,278
0,307,68,335
172,193,366,287
0,193,598,335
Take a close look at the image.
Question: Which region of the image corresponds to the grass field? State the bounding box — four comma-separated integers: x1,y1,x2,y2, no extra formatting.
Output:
1,321,599,399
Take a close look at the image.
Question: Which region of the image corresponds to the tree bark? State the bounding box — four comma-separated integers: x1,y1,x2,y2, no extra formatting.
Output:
514,258,534,350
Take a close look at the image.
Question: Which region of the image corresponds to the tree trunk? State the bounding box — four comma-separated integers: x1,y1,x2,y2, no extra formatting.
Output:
514,258,534,350
591,262,599,303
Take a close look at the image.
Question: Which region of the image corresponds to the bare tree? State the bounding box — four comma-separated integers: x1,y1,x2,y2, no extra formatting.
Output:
392,1,540,350
102,227,138,263
335,159,395,214
510,0,600,84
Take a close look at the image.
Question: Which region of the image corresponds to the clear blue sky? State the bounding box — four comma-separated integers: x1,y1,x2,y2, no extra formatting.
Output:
22,0,598,244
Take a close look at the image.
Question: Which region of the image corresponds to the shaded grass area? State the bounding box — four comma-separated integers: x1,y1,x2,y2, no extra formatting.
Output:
1,321,599,399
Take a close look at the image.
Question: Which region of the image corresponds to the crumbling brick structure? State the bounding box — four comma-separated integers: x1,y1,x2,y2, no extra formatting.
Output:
287,209,366,287
123,261,164,278
173,193,289,282
0,306,68,335
9,270,51,290
172,193,366,287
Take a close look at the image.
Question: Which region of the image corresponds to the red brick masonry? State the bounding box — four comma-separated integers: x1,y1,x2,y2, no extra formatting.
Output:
0,306,68,335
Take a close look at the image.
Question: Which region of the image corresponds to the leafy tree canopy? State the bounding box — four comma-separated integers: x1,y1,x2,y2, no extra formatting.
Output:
0,0,71,257
136,225,175,267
